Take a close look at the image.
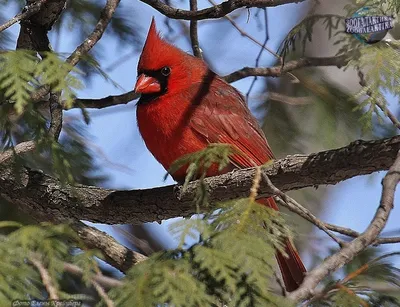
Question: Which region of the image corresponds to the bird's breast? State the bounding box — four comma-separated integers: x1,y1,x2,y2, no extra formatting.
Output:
137,97,207,178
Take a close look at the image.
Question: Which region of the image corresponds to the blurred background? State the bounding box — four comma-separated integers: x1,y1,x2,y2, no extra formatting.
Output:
0,0,399,277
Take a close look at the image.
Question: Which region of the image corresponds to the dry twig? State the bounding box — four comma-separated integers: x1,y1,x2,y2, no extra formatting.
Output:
30,256,59,300
63,262,123,288
289,150,400,302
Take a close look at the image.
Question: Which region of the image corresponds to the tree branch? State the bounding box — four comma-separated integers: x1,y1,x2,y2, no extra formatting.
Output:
74,90,139,109
0,0,49,33
71,222,147,273
63,262,123,288
139,0,308,20
189,0,202,58
29,0,121,103
30,256,59,300
66,55,348,110
16,0,66,51
223,55,349,83
357,69,400,131
0,136,398,226
66,0,121,67
92,280,115,307
288,150,400,302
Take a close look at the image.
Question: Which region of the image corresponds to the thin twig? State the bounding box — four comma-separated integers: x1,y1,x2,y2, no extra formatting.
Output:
0,0,49,33
224,55,349,83
92,281,115,307
268,92,312,105
289,150,400,302
273,270,287,297
245,8,271,102
376,100,400,130
63,262,123,288
258,169,345,247
249,166,262,202
357,68,400,130
30,256,59,300
208,0,278,59
189,0,202,58
335,284,369,307
275,196,345,247
30,0,121,103
57,55,348,111
73,90,139,109
66,0,121,67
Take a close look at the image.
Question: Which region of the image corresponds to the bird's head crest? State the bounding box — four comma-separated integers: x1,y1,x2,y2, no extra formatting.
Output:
136,18,209,96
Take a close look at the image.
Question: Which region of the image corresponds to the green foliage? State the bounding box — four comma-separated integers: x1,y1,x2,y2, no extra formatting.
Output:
0,51,38,114
109,199,293,307
0,222,102,305
0,49,107,185
107,144,293,306
278,0,400,133
279,14,345,58
0,50,83,114
36,52,83,109
167,143,236,185
348,42,400,129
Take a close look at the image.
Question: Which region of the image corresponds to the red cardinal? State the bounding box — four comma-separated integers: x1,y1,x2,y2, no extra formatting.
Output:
134,19,306,292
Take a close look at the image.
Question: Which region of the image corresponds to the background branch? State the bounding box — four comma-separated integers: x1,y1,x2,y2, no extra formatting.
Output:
224,55,349,82
29,0,121,103
66,0,121,67
139,0,308,20
189,0,202,58
64,55,349,110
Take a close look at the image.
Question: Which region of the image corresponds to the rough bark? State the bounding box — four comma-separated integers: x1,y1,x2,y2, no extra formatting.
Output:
0,136,398,225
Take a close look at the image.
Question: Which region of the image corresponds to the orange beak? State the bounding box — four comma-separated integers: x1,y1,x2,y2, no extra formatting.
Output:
134,74,161,94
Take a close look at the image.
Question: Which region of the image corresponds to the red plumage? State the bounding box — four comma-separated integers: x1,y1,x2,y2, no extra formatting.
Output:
135,18,306,292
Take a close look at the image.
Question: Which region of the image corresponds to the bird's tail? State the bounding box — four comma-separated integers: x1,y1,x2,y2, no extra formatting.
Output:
258,197,306,292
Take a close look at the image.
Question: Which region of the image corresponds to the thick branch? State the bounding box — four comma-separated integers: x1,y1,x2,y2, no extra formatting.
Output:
288,150,400,302
16,0,66,51
139,0,307,20
0,0,49,33
0,136,398,225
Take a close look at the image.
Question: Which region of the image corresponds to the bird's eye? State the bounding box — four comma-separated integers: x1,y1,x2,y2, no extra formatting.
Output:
161,66,171,76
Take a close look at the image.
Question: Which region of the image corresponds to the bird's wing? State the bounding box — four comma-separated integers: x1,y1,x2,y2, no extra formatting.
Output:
189,78,274,168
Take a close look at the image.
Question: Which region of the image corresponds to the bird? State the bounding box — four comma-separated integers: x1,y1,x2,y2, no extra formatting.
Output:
134,18,306,292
